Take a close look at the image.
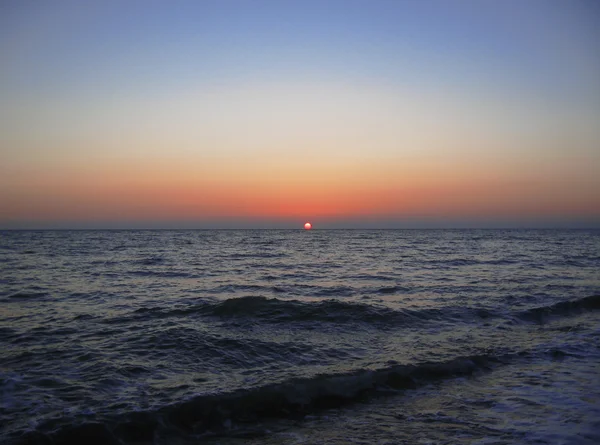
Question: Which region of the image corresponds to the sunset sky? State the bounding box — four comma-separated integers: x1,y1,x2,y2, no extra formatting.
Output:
1,0,599,228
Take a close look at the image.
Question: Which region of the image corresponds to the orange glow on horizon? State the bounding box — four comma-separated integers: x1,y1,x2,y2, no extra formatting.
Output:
1,155,599,224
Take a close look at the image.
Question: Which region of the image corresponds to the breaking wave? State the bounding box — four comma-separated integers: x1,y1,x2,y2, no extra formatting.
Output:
8,351,531,445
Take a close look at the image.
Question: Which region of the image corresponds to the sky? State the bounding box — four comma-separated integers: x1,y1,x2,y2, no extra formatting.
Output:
1,0,599,229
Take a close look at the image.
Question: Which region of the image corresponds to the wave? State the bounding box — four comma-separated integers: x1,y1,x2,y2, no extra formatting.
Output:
376,285,411,294
226,252,288,259
7,350,546,445
123,296,474,326
121,297,382,325
209,283,359,298
0,326,17,340
135,256,168,266
128,270,193,278
2,291,50,302
341,273,397,282
120,325,350,367
205,297,490,326
518,294,600,322
103,294,600,327
207,296,400,323
224,296,493,325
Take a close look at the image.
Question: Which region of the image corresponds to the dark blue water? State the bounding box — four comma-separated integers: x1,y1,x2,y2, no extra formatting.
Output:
1,230,599,444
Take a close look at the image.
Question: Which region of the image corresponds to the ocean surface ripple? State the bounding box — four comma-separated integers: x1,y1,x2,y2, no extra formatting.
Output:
1,229,599,444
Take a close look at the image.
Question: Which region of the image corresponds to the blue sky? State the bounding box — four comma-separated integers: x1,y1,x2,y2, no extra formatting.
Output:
1,0,599,228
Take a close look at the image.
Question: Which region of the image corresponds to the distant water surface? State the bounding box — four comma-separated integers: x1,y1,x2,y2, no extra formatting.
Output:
1,229,599,444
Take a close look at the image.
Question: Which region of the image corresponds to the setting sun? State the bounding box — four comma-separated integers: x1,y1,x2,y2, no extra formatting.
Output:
304,222,312,230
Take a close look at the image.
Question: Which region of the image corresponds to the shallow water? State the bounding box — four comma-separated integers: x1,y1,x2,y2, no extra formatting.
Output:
1,229,599,444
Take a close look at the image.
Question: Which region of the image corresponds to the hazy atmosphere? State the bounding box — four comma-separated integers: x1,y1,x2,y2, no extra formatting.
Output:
1,0,599,228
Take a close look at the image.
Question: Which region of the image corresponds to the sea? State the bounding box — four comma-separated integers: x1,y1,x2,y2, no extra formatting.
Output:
1,229,599,445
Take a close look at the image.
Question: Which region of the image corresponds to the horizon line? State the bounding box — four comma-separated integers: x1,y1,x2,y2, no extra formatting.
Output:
2,227,599,231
